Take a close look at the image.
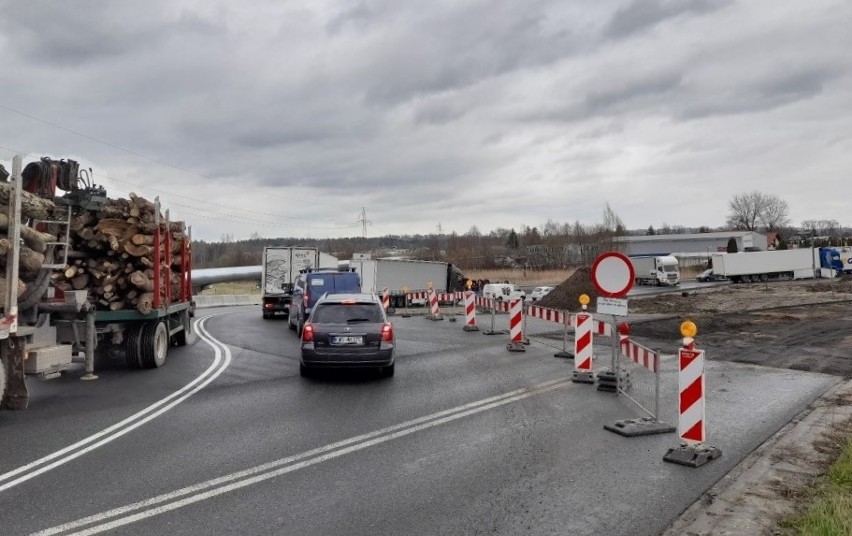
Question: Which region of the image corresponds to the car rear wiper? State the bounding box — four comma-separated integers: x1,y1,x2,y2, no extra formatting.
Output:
346,318,372,323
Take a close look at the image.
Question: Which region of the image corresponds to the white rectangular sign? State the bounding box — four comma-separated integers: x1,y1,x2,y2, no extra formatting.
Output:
596,297,629,316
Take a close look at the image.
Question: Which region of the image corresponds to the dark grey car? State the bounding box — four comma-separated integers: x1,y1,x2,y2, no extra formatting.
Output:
300,293,395,378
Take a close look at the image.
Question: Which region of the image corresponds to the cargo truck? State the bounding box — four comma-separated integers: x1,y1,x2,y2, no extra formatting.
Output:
1,154,192,410
710,248,842,283
349,258,465,308
629,255,680,286
260,247,339,318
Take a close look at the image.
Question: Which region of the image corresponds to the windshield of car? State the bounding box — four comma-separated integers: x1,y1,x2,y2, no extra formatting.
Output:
311,303,382,323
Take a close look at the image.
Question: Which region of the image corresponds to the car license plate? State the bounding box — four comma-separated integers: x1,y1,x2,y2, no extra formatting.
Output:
331,336,363,345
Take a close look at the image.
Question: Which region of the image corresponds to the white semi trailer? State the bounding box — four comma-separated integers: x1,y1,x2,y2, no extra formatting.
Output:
349,258,464,308
710,248,841,283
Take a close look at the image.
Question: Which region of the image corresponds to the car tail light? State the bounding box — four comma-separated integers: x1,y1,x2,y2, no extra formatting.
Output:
302,323,314,342
381,322,393,342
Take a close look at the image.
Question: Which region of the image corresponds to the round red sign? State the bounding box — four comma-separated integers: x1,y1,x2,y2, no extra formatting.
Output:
591,252,635,298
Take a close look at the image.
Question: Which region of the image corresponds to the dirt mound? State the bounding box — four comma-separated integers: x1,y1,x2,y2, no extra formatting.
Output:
536,267,598,310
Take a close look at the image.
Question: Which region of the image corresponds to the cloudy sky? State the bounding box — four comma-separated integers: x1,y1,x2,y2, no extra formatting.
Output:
1,0,850,241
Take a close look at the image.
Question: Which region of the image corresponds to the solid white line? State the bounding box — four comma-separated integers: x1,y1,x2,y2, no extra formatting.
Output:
0,316,230,493
32,378,572,536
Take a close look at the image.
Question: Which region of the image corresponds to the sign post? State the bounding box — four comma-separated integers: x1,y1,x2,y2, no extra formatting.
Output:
590,252,634,394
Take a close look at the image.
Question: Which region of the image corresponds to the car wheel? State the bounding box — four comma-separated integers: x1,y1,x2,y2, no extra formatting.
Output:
288,315,296,331
380,363,395,378
299,363,310,378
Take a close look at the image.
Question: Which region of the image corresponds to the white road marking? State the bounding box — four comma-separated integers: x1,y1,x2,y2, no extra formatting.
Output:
0,316,231,493
32,377,573,536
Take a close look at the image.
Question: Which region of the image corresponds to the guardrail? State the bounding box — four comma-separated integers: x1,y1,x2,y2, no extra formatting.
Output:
193,294,262,308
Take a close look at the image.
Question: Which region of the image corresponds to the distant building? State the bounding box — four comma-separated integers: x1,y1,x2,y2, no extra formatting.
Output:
617,231,768,256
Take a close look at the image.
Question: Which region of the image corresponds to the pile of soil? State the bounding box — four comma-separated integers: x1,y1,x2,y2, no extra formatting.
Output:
536,267,598,310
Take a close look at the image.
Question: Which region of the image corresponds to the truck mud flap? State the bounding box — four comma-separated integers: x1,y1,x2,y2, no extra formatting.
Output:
1,338,30,410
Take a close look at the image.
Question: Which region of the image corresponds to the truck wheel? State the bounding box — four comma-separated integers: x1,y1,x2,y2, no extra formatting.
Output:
140,321,168,369
173,310,191,347
125,325,144,369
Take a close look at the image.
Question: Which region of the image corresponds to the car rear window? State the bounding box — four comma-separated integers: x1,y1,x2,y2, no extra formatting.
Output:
312,303,382,323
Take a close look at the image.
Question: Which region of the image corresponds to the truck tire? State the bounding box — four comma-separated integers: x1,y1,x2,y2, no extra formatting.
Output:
140,321,168,369
173,310,191,347
125,324,144,369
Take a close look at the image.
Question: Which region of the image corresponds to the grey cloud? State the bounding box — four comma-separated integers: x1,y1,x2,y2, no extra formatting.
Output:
361,2,580,105
585,71,683,112
0,1,218,66
604,0,730,39
326,2,375,34
679,66,839,119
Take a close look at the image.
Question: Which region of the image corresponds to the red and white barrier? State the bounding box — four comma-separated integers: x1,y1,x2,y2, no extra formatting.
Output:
677,341,706,444
664,334,721,467
463,291,478,331
572,312,595,383
620,337,659,373
381,288,390,312
426,289,443,320
507,298,525,351
525,304,565,325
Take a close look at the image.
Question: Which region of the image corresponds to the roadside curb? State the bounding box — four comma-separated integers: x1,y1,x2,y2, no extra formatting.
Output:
662,378,852,536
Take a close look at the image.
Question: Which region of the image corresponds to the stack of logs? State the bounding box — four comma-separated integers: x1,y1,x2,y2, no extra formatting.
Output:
49,193,188,314
0,183,57,304
1,183,188,315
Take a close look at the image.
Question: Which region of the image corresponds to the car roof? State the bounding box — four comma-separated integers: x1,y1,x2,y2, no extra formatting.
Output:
315,293,379,304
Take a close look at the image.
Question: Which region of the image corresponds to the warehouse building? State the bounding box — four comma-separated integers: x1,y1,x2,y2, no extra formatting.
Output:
618,231,769,256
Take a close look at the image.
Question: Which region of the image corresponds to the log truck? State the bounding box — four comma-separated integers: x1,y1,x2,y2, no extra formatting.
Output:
1,154,192,410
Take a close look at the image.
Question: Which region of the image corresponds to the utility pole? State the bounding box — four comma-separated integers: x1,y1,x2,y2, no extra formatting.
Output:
436,222,443,235
358,207,371,238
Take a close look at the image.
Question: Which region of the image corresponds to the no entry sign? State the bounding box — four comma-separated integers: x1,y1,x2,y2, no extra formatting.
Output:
591,252,635,298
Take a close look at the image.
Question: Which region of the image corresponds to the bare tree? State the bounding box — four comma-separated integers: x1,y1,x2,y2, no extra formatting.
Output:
727,192,767,231
602,203,625,233
758,195,790,231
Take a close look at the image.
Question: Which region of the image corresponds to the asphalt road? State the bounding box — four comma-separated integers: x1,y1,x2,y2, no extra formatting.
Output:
0,305,837,536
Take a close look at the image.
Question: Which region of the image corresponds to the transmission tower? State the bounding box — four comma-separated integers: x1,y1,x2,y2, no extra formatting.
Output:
436,222,443,235
357,207,371,238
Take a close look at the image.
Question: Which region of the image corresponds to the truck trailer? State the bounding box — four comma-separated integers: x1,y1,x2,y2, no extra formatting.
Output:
349,258,465,308
710,248,842,283
629,255,680,286
261,246,319,319
1,154,193,410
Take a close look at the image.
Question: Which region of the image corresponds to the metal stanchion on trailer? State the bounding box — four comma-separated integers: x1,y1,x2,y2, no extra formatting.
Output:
80,312,98,381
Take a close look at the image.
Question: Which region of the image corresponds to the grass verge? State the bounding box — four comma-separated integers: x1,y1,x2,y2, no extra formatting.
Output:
781,436,852,535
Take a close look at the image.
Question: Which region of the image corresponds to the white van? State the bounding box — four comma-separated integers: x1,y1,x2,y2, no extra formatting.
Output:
482,283,526,302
